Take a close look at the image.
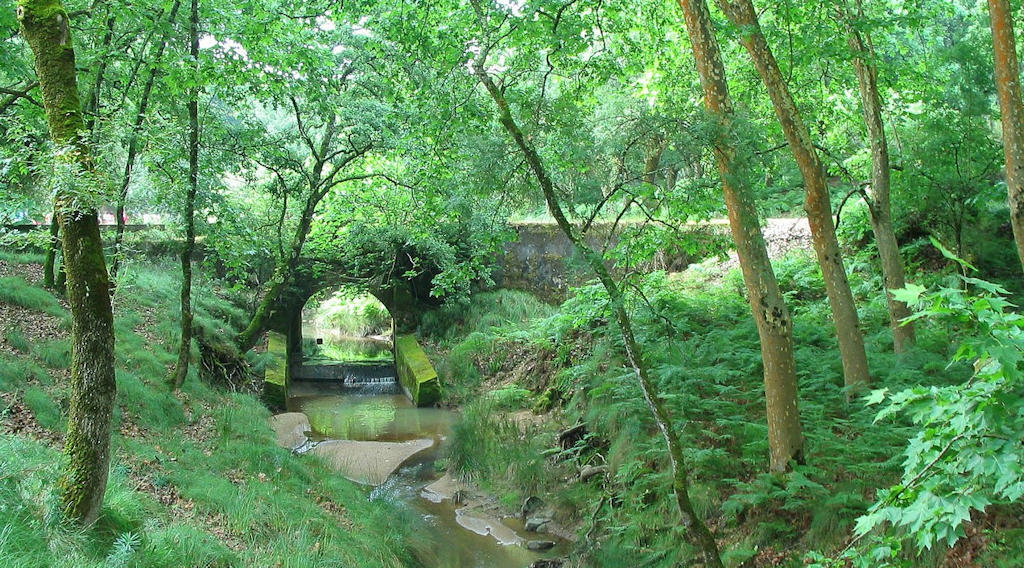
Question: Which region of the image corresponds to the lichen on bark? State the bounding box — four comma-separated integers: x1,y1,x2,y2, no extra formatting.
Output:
18,0,117,524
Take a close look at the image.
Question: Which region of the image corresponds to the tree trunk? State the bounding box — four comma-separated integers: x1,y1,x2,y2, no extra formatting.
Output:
18,0,116,524
83,12,114,141
643,137,666,186
236,107,348,354
676,0,804,472
172,0,199,390
841,0,915,352
987,0,1024,274
110,0,182,280
718,0,871,395
471,42,725,568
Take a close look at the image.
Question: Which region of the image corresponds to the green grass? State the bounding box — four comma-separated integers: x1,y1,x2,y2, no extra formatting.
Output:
0,250,46,264
0,258,422,567
0,276,67,318
0,354,51,390
32,339,71,369
4,327,31,353
22,386,63,431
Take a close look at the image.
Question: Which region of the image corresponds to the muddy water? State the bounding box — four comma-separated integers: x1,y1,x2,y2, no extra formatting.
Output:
288,392,564,568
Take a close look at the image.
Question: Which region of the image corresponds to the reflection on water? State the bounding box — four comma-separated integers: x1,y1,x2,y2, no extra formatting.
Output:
288,391,563,568
289,394,452,442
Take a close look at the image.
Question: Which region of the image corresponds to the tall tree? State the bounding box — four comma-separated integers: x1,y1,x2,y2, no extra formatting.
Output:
172,0,199,389
469,2,723,565
717,0,871,394
987,0,1024,274
43,6,113,291
234,101,372,353
839,0,915,352
675,0,804,471
17,0,117,523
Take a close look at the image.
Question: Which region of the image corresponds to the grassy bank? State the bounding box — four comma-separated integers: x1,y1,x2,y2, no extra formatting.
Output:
0,252,420,567
424,251,1024,567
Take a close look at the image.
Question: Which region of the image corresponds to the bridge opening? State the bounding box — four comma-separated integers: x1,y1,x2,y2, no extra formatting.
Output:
289,286,399,397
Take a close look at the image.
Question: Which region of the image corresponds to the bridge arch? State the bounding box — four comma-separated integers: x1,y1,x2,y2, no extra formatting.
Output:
261,260,438,379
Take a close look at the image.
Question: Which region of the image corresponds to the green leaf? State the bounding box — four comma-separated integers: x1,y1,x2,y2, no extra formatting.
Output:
864,388,890,406
891,284,926,305
929,236,976,272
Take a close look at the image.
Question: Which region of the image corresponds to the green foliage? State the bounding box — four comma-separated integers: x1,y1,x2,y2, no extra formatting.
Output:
484,386,532,410
4,0,1024,563
0,230,51,252
420,289,555,342
447,399,555,499
435,260,1004,565
312,290,391,337
849,274,1024,560
771,251,827,306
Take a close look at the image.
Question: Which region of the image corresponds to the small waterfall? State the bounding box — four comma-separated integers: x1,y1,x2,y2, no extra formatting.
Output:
342,371,401,395
292,360,401,395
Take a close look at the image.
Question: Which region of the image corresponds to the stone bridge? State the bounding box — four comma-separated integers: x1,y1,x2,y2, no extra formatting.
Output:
492,220,731,303
262,220,732,342
3,219,733,343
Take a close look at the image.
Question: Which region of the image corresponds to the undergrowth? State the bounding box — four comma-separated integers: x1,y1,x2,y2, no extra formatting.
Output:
0,255,420,567
429,251,1023,567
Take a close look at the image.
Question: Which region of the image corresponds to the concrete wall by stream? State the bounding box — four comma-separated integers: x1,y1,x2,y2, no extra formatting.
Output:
395,334,440,406
494,221,731,303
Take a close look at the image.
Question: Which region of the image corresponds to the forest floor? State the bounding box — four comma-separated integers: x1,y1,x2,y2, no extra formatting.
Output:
0,252,424,567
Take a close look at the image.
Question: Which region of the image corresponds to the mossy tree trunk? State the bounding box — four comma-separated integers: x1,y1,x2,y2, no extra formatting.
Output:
469,9,724,564
172,0,199,390
18,0,116,524
676,0,804,472
840,0,915,353
718,0,871,396
987,0,1024,274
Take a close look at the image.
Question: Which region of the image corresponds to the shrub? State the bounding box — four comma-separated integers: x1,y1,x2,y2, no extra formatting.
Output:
833,246,1024,564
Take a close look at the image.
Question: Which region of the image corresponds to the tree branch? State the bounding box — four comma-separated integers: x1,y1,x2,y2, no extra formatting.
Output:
0,82,42,112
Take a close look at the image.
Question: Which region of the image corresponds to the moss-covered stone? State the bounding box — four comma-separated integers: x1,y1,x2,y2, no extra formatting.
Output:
395,334,440,406
263,332,287,408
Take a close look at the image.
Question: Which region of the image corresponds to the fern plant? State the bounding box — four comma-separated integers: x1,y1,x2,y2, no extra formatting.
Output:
818,241,1024,566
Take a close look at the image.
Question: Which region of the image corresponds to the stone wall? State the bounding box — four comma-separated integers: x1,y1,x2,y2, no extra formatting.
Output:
494,221,732,303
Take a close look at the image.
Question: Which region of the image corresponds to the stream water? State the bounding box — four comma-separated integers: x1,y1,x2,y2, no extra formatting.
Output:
287,336,564,568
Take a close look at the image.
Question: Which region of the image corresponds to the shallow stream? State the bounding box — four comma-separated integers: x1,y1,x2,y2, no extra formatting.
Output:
288,359,563,567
